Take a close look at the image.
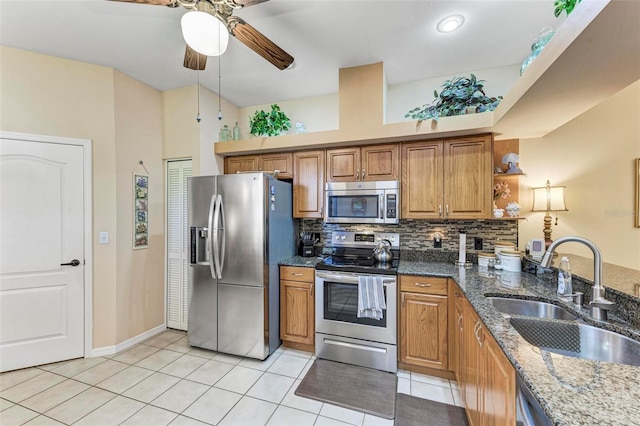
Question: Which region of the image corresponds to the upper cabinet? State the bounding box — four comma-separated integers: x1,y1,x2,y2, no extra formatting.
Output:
224,153,293,179
326,144,399,182
293,150,325,218
402,134,492,219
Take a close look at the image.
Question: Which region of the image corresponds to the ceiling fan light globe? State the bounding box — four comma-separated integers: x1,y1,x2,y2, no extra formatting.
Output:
181,11,229,56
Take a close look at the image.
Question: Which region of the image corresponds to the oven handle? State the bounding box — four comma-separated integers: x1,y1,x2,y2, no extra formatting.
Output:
315,271,396,285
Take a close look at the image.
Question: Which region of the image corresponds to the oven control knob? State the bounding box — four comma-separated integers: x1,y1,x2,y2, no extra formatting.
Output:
390,236,395,242
340,235,347,240
334,235,340,240
377,236,381,241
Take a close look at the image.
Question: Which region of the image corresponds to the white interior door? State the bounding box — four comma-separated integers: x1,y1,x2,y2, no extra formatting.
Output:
0,138,85,372
166,159,192,330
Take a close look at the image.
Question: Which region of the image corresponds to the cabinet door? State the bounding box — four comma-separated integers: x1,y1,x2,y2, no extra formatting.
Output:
448,280,464,381
326,147,360,182
293,150,325,218
260,152,293,179
361,144,399,181
443,135,492,219
280,280,314,345
462,301,482,426
482,331,516,426
225,155,259,175
400,292,448,370
401,141,443,219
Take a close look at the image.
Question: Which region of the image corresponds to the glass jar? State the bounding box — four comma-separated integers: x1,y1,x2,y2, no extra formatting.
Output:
520,27,555,75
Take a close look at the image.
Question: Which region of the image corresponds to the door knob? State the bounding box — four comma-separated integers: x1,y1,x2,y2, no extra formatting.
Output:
61,259,81,266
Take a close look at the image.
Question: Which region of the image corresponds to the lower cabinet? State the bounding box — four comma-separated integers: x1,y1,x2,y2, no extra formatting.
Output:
399,275,448,371
279,266,315,352
461,298,516,426
449,280,465,382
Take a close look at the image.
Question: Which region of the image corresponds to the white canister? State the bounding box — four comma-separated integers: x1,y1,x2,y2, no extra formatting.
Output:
494,242,516,256
500,250,522,272
477,252,497,267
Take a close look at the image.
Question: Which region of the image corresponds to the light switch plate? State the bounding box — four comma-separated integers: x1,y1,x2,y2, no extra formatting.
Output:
99,231,109,244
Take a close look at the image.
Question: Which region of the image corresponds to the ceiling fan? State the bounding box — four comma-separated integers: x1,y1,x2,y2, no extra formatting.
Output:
112,0,294,71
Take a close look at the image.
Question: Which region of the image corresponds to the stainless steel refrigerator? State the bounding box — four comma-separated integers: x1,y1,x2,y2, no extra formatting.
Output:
187,173,294,359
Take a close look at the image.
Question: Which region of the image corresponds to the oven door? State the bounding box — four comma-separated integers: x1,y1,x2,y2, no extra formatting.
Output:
315,270,396,345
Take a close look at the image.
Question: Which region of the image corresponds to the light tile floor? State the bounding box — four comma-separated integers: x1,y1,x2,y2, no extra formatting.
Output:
0,330,464,426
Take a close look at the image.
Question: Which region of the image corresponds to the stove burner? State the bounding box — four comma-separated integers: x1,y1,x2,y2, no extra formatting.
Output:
315,231,401,275
317,254,399,275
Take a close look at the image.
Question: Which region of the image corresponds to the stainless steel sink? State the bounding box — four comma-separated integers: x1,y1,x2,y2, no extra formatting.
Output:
486,296,579,321
510,317,640,367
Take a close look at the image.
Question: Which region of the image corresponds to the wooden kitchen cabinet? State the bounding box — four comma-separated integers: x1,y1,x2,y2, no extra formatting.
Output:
326,144,399,182
449,280,465,382
225,155,259,175
399,275,448,371
280,266,315,352
224,152,293,179
293,150,325,218
401,134,492,219
461,298,516,426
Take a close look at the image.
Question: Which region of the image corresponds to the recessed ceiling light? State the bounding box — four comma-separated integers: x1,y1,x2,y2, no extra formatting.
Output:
436,14,465,33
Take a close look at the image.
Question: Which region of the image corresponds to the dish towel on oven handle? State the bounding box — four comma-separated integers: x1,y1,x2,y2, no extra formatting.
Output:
357,275,386,320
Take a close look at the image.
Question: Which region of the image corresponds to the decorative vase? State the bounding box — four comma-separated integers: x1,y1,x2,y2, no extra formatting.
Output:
505,202,521,217
493,208,505,218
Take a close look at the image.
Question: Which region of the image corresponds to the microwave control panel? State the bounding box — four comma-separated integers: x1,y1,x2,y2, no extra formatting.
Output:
386,194,397,219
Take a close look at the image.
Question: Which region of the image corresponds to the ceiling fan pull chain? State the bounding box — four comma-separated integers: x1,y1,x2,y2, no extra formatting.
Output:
196,55,202,123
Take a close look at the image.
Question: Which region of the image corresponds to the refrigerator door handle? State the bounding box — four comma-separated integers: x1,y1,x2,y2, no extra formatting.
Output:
207,194,217,278
212,194,225,279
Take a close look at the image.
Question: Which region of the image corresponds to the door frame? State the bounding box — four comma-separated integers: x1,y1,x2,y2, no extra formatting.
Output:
1,131,93,358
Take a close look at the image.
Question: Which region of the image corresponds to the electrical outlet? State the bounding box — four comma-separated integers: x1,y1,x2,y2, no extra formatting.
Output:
434,232,443,249
474,237,483,250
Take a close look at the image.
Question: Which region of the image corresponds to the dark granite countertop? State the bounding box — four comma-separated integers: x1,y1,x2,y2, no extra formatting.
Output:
398,260,640,426
279,255,322,268
277,254,640,424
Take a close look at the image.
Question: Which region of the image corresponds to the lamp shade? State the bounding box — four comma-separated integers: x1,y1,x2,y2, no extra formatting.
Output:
531,180,568,212
181,11,229,56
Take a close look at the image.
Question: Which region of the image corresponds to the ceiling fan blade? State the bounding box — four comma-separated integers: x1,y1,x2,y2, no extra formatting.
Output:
228,17,293,70
183,45,207,70
109,0,179,6
230,0,269,7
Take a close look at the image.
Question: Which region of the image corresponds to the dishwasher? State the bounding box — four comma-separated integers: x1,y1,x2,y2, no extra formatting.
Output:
516,376,552,426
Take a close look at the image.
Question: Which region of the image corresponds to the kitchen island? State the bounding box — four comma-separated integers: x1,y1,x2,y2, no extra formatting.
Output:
399,260,640,426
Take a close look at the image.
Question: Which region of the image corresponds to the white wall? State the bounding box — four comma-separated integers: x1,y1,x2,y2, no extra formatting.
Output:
519,80,640,270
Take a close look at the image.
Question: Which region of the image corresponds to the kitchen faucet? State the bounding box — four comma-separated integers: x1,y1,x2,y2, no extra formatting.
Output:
540,236,616,321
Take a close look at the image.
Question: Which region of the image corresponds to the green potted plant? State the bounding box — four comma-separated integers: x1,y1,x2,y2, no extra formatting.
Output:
553,0,581,17
249,104,292,137
405,74,502,122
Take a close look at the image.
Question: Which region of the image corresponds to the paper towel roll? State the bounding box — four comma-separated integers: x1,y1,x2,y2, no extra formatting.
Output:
459,231,466,264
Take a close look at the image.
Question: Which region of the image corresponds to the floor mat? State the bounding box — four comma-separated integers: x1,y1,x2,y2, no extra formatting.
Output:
395,393,469,426
295,359,397,419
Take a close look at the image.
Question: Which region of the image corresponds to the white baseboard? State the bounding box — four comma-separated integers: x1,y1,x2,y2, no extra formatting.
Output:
89,324,167,357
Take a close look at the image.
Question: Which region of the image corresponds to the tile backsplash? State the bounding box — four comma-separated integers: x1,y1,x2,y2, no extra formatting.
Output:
298,219,518,253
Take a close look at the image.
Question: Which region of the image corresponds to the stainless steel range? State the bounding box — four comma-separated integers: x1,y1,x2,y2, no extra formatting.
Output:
315,231,400,373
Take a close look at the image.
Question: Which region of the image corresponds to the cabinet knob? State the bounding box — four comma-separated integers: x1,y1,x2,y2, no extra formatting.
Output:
291,273,303,276
414,283,432,288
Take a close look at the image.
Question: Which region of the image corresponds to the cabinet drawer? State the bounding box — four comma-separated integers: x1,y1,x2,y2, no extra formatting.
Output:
280,266,314,283
400,275,448,295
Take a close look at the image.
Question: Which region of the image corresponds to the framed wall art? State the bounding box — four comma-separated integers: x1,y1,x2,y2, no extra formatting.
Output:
134,161,150,249
633,158,640,228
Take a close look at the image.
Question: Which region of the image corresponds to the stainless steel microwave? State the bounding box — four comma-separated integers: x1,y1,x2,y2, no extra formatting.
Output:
324,181,400,224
